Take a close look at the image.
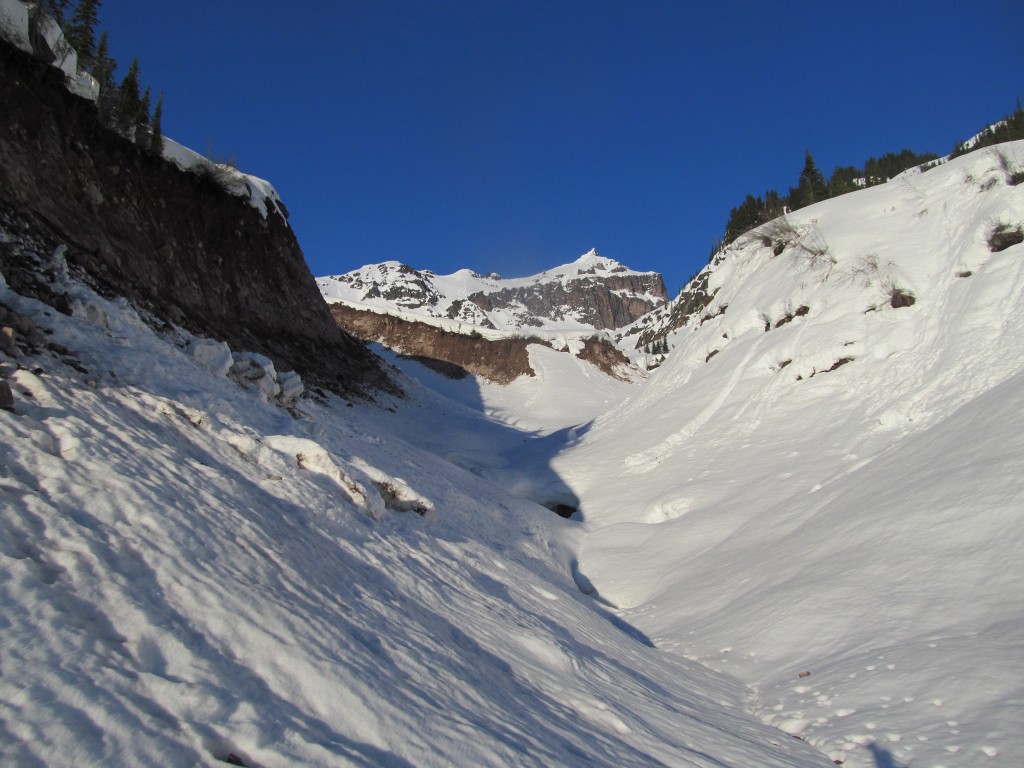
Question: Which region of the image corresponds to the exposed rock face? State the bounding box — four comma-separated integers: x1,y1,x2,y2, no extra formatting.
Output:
0,39,391,397
329,303,549,385
574,336,634,381
626,269,716,350
468,271,666,331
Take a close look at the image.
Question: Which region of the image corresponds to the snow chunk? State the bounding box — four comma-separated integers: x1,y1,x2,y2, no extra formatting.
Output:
187,338,233,378
225,351,303,406
276,369,304,405
263,435,385,520
228,353,280,400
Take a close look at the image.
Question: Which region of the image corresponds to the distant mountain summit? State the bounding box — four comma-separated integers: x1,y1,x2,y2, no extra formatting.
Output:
317,248,667,334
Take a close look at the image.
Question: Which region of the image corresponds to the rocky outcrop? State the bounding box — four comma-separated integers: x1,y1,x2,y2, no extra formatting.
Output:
575,336,633,381
0,39,391,397
329,303,549,384
628,269,715,350
469,272,667,331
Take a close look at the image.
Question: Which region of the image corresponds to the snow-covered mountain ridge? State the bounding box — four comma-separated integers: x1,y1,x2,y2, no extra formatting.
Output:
317,249,667,338
556,140,1024,766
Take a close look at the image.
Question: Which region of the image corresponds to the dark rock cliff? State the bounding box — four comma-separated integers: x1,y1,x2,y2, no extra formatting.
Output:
0,39,391,397
575,336,633,381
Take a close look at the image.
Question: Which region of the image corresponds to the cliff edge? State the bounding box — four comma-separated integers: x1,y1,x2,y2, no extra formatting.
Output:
0,38,391,397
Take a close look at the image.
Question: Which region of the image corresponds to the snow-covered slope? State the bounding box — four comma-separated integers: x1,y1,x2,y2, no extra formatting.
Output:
557,142,1024,767
317,249,666,339
0,243,828,763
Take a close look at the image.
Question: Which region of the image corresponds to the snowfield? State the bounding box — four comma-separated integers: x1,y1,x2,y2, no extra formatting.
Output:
556,142,1024,767
0,251,825,763
6,0,1020,764
2,138,1022,766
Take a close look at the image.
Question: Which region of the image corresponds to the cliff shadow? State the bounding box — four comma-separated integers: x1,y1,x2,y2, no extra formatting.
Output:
380,349,593,521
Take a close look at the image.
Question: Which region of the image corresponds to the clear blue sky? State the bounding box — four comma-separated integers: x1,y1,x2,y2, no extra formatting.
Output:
98,1,1021,292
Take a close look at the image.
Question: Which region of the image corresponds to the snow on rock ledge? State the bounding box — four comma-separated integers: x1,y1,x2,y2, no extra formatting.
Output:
160,138,288,220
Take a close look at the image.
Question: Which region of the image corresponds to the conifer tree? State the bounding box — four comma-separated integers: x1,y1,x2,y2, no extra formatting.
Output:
66,0,102,69
93,31,119,125
48,0,72,23
135,85,151,146
149,92,164,157
116,56,141,136
763,190,784,220
92,30,115,84
828,165,860,197
790,150,827,210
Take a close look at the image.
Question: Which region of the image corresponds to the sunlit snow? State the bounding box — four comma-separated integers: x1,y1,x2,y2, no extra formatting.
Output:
556,142,1024,767
0,247,824,765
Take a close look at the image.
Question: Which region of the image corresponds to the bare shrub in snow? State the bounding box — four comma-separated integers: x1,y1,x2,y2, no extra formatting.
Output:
987,221,1024,252
789,223,835,273
750,216,799,255
839,254,885,288
752,216,835,271
992,147,1024,186
192,161,243,194
837,255,915,308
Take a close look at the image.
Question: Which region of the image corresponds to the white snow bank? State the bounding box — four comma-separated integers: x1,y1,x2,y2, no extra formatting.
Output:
0,0,31,52
558,140,1024,767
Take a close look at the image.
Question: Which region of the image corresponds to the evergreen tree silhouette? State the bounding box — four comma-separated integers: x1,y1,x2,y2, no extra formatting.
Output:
791,150,827,210
66,0,102,68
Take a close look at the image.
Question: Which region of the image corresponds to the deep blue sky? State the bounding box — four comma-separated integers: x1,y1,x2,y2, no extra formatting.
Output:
99,1,1021,292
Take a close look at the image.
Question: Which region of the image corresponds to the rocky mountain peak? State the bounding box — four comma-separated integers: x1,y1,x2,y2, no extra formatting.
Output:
318,251,667,334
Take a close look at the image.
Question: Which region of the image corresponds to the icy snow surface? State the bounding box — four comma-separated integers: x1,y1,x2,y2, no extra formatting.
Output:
0,263,824,761
557,142,1024,767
